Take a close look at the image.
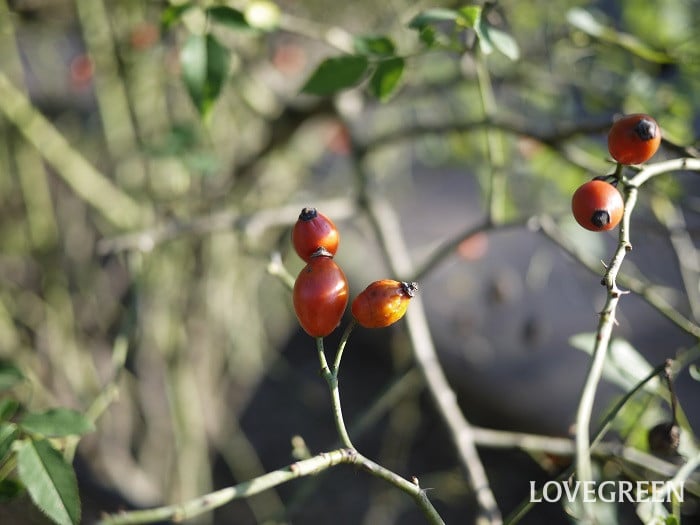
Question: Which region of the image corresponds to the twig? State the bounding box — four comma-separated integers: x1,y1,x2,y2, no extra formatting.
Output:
96,448,352,525
0,72,149,230
363,198,502,524
411,217,530,282
98,197,356,255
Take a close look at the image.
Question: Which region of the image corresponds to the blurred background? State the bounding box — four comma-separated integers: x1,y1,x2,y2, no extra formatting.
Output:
1,0,699,524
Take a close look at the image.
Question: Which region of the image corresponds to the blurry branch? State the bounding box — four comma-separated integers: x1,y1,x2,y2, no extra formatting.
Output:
361,197,502,524
0,72,150,230
661,137,700,160
538,216,700,340
357,114,612,170
98,447,444,525
472,426,700,495
505,348,700,524
411,217,531,282
474,52,508,223
97,197,356,255
75,0,140,159
279,12,355,53
651,195,700,321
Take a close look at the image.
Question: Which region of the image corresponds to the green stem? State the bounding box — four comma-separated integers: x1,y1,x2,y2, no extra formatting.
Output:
316,337,354,449
475,52,506,224
332,319,356,373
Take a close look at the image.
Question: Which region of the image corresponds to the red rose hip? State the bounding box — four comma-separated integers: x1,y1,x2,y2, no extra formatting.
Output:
571,180,624,231
292,208,340,262
293,252,349,337
351,280,418,329
607,114,661,165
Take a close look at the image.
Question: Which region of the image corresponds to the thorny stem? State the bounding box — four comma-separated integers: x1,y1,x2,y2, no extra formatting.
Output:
574,180,638,522
663,360,678,425
574,157,700,522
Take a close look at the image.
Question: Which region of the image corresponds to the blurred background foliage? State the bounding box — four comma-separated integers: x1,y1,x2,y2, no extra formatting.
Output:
1,0,699,524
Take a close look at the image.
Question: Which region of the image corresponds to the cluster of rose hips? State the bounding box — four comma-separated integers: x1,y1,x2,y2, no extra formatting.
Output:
571,114,661,231
291,208,418,337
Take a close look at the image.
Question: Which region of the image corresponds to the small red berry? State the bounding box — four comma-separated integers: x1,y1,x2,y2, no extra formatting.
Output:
607,114,661,165
293,252,349,337
351,280,418,329
571,180,624,231
291,208,340,262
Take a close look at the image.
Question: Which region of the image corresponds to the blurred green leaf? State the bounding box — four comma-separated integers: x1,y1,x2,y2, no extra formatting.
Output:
161,2,194,30
567,8,673,63
0,362,23,392
0,399,19,422
0,423,18,460
369,57,405,102
354,35,396,57
456,5,481,28
483,26,520,60
408,8,458,30
569,334,661,393
417,26,438,47
301,55,369,96
180,33,230,117
690,364,700,381
20,409,95,438
244,0,281,31
207,6,255,32
17,439,80,525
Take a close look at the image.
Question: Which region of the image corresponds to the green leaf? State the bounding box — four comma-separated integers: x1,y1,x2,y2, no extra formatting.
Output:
244,0,281,31
180,33,230,117
16,439,80,525
483,25,520,60
690,364,700,381
369,57,405,102
0,398,20,422
0,423,18,460
408,8,458,30
569,334,661,393
0,362,24,391
206,6,255,32
161,2,194,30
566,7,673,63
300,55,369,96
353,35,396,57
456,5,481,28
20,409,95,438
417,26,437,47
